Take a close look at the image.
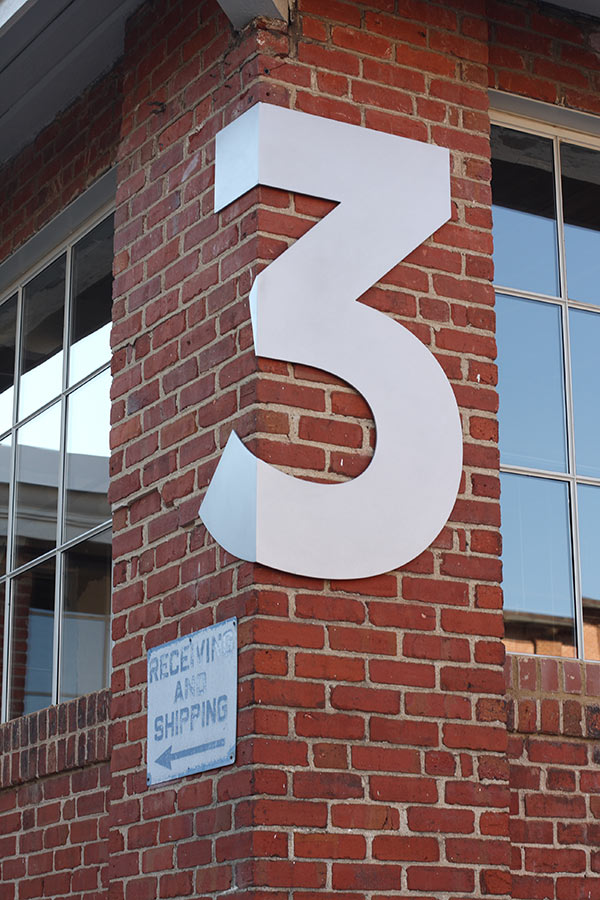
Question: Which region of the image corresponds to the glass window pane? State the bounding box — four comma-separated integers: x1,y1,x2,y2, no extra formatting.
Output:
501,473,575,658
0,581,4,707
0,435,11,574
64,370,110,543
14,403,61,569
19,255,65,420
9,557,55,718
491,126,559,296
59,531,111,702
69,216,113,386
497,294,567,472
569,308,600,478
561,143,600,306
0,294,17,433
578,484,600,661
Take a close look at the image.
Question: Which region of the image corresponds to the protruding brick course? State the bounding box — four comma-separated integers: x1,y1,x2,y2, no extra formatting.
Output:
507,658,600,899
0,691,111,897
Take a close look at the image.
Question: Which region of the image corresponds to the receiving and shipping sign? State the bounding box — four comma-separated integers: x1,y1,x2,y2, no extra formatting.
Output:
147,618,237,786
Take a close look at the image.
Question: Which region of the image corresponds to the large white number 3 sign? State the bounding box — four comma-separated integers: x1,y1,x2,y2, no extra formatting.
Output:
200,104,462,580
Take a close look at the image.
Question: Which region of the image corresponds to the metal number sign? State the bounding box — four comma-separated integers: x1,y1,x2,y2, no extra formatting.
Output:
200,104,462,580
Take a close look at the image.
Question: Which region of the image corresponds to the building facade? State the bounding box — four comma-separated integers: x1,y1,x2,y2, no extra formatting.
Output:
1,0,600,898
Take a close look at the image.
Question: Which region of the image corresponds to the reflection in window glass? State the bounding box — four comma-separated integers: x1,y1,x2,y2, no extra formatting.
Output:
64,370,110,542
0,294,17,433
497,294,567,472
19,255,65,420
0,581,4,708
1,211,113,721
578,484,600,662
570,308,600,479
59,532,111,702
491,126,559,296
9,557,55,719
562,143,600,306
14,403,61,570
496,124,600,662
0,435,11,573
501,473,575,657
69,215,113,386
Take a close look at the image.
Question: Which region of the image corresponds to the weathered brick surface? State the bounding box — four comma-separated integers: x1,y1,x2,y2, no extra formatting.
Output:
1,1,600,899
0,68,121,265
506,658,600,900
109,2,273,896
0,691,111,899
108,0,511,897
488,0,600,116
0,58,120,900
491,7,600,898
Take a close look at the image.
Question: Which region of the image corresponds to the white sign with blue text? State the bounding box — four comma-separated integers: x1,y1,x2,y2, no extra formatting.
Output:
147,618,237,786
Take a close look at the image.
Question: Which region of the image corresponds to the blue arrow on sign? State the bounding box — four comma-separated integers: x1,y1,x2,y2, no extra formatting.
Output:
156,738,226,770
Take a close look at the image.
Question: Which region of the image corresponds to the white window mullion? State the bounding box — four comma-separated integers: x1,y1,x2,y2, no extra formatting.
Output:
52,245,73,707
1,284,22,722
554,136,585,659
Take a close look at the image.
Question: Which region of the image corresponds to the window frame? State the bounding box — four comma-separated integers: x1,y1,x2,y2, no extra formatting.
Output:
0,188,115,722
491,99,600,659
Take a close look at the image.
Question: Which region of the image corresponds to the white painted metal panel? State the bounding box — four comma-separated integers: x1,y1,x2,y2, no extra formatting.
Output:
0,0,39,35
201,104,463,580
549,0,599,16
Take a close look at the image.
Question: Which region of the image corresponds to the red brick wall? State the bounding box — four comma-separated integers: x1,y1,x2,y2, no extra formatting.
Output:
245,3,510,894
0,62,121,900
109,0,512,897
109,2,271,897
488,0,600,116
1,1,600,899
488,5,600,898
507,658,600,899
0,66,122,265
0,691,111,899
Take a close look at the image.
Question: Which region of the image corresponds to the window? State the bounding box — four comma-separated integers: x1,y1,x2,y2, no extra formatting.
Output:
493,113,600,660
0,212,113,720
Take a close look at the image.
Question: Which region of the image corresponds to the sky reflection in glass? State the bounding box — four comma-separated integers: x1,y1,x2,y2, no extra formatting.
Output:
501,472,574,622
65,370,111,543
19,256,65,420
491,125,559,296
69,215,113,386
497,294,566,472
569,308,600,479
565,224,600,306
578,484,600,607
0,295,17,434
579,484,600,661
492,205,559,296
495,125,600,661
562,142,600,306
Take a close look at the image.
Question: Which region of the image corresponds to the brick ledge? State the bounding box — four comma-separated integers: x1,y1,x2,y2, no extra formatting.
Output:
0,688,111,788
506,654,600,738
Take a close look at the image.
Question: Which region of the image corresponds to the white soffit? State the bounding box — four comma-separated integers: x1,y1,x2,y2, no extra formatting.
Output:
0,0,145,165
216,0,288,29
0,0,38,34
547,0,600,16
